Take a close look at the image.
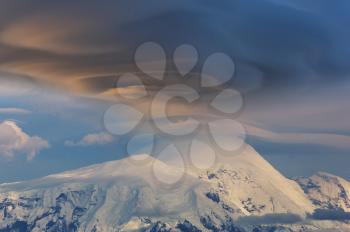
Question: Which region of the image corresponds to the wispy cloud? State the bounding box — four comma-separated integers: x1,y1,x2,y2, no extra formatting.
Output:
65,132,113,147
0,120,49,160
0,108,31,114
0,74,38,97
246,124,350,150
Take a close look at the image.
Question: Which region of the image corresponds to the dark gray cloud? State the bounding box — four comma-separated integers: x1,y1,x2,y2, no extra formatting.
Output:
0,0,349,94
310,208,350,221
236,213,303,225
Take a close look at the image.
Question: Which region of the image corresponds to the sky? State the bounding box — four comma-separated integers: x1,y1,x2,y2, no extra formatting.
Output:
0,0,350,182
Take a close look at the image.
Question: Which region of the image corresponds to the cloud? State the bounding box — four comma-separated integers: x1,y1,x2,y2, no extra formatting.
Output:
1,0,350,96
0,108,31,114
241,82,350,131
1,0,350,153
0,73,38,97
236,213,303,226
0,14,118,55
0,120,49,160
310,208,350,221
65,132,113,147
246,124,350,150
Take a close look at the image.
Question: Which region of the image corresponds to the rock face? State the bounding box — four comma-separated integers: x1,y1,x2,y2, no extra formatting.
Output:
0,145,349,231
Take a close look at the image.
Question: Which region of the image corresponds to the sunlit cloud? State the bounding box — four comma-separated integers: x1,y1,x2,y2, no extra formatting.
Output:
0,14,118,55
0,120,49,160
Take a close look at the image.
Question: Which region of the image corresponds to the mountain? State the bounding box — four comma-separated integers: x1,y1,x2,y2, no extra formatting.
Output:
0,145,350,231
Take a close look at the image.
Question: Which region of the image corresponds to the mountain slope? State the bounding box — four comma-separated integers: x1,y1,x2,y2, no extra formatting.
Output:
196,145,314,217
0,145,349,231
297,172,350,212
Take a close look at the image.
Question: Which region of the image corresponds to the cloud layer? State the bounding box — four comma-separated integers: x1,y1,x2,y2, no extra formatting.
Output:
0,0,350,95
246,124,350,150
0,121,49,160
1,0,349,135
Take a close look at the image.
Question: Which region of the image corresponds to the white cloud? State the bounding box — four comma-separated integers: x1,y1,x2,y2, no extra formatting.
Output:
0,108,31,114
65,132,113,147
0,121,49,160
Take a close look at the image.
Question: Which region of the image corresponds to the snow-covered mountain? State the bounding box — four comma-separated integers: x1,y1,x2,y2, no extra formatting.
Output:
0,145,350,231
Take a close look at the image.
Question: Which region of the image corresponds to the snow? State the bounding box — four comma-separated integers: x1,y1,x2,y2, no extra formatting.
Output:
297,172,350,212
0,144,350,231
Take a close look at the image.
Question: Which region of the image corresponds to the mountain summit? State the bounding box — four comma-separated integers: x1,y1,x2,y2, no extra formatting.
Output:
0,145,349,231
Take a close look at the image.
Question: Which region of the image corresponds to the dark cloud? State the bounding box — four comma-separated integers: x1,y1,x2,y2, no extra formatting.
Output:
236,213,303,225
310,208,350,221
0,0,349,95
237,209,350,227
